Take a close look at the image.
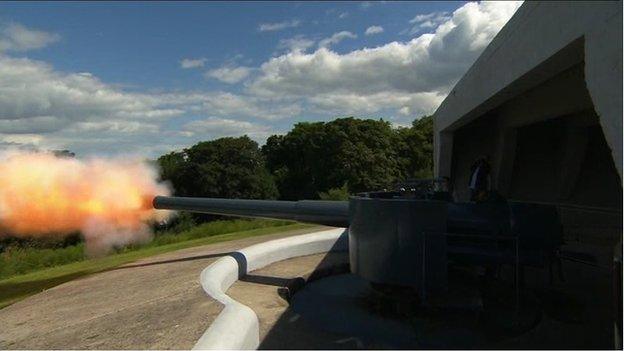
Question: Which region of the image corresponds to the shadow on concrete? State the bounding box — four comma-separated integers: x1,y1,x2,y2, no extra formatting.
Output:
254,237,356,350
230,251,247,279
0,271,87,309
252,238,617,349
240,274,297,287
111,252,234,270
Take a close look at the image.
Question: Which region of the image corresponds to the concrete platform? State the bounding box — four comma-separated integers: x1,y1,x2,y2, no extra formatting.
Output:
227,252,354,349
0,226,329,350
228,246,616,349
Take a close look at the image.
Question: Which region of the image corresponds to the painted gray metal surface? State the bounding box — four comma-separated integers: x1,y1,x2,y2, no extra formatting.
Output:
153,196,349,227
348,197,448,294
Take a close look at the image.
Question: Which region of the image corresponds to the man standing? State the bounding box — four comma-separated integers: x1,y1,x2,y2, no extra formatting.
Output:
469,156,491,202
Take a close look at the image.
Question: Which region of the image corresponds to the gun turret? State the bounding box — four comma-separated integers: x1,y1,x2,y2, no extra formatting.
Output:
153,194,562,296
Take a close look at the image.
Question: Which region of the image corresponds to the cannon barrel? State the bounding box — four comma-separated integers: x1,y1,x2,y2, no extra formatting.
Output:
153,195,499,229
153,195,349,227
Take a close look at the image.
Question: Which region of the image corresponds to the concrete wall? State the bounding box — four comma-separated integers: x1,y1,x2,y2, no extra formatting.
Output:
447,60,622,209
434,1,622,179
506,119,622,208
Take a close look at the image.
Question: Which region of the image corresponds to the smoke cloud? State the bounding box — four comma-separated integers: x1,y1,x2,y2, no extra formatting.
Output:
0,151,172,255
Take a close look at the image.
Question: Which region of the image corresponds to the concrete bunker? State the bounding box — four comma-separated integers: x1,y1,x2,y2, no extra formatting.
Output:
445,46,621,212
432,2,622,348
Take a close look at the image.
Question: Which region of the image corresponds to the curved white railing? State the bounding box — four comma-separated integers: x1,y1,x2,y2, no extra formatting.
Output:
193,228,348,350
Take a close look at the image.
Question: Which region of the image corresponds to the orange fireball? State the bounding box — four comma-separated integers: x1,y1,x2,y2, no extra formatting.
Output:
0,151,172,253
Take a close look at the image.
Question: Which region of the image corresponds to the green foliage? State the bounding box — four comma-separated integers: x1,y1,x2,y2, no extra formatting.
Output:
395,115,434,179
0,232,82,253
158,136,278,200
412,167,434,179
150,219,292,245
0,244,85,279
318,183,350,201
156,116,432,201
263,116,434,199
158,212,197,234
263,118,399,199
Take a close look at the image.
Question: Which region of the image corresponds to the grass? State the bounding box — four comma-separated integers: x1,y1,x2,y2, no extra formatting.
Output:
0,220,314,309
0,219,294,279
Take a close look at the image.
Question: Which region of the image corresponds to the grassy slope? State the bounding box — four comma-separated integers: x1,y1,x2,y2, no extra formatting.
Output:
0,219,298,279
0,222,312,309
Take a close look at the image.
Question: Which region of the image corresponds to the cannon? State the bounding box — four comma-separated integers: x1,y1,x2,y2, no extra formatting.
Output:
153,196,349,227
153,194,563,296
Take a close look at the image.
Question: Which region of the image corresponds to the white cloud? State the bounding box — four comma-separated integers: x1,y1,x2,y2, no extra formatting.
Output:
406,11,451,34
365,25,384,36
205,66,252,84
155,91,301,121
359,1,386,10
318,31,357,48
181,117,273,140
0,55,193,155
248,1,522,117
278,35,315,53
410,11,450,25
308,91,444,117
0,23,60,52
258,19,301,32
0,116,63,134
0,133,43,148
180,58,206,69
338,12,349,19
0,56,182,127
0,53,300,155
0,2,523,156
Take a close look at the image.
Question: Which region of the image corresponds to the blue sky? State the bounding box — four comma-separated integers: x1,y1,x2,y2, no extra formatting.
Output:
2,2,463,88
0,1,522,157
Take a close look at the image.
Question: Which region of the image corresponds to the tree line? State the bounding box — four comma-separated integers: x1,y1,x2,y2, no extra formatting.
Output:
157,116,433,201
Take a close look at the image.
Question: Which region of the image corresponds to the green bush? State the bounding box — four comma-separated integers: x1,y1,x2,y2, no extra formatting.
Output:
0,244,85,278
150,218,291,246
157,136,278,200
159,212,197,234
263,116,434,199
318,183,350,201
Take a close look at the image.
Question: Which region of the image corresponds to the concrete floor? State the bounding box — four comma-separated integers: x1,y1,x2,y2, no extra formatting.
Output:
230,244,616,349
227,252,357,349
490,243,616,349
0,226,329,350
